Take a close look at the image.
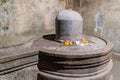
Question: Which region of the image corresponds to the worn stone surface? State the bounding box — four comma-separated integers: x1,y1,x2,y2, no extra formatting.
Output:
0,36,39,75
34,35,112,56
0,55,38,74
79,0,120,53
0,65,39,80
37,34,113,80
38,61,112,80
63,0,120,53
55,9,83,42
0,36,41,80
0,0,66,48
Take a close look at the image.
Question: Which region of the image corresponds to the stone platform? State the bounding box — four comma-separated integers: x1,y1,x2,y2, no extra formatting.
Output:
37,34,113,80
0,34,113,80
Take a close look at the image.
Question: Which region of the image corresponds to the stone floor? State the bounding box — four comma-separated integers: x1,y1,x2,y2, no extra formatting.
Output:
113,58,120,80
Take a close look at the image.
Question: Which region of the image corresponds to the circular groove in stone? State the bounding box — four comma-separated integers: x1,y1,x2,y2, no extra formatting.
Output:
38,60,112,78
38,51,112,66
38,58,110,71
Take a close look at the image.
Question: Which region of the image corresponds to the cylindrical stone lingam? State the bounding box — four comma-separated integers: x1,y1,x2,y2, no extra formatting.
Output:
37,9,113,80
55,9,83,42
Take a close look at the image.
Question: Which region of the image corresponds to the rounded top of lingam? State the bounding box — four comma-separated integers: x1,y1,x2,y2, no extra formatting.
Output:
56,9,83,20
55,9,83,42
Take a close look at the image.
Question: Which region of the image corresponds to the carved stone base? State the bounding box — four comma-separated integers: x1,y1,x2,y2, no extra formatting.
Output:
38,60,113,80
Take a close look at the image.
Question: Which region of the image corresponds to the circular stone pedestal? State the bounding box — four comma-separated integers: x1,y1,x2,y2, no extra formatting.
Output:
37,34,113,80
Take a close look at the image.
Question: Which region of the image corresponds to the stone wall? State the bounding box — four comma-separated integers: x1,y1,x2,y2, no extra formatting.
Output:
79,0,120,53
0,0,66,48
0,0,120,52
70,0,120,53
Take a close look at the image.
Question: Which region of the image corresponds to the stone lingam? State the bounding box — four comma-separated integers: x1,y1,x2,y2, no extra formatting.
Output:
37,9,113,80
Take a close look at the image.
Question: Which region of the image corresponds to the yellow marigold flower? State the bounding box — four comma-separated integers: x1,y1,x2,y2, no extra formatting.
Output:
64,40,73,46
81,38,89,43
64,41,69,46
69,42,73,45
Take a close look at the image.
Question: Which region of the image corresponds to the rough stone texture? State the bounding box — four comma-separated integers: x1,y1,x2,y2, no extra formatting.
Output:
79,0,120,53
0,65,39,80
63,0,120,53
0,36,41,80
34,35,112,56
0,0,66,48
113,56,120,80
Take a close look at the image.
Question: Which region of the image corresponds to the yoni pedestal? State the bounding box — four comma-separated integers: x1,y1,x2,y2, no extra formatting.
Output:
37,9,113,80
37,34,113,80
